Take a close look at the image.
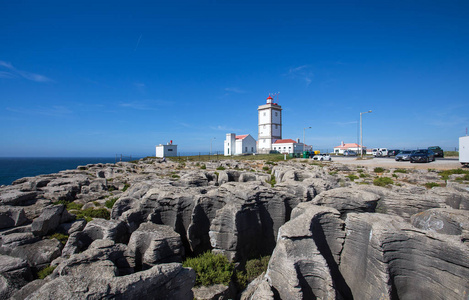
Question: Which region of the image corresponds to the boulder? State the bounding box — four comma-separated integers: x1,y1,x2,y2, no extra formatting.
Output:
62,219,129,257
25,240,194,300
340,213,469,299
8,239,62,269
31,205,74,237
0,206,28,229
311,187,379,214
0,188,37,206
411,208,469,237
128,222,184,270
0,255,32,298
266,204,346,300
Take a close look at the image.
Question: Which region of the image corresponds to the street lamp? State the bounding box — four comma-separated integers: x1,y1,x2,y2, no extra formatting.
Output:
210,137,216,156
360,110,372,158
303,127,312,153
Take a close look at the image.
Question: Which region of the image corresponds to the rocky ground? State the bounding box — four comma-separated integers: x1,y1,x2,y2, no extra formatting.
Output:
0,157,468,299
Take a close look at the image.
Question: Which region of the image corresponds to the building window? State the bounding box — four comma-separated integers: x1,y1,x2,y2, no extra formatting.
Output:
275,112,278,116
263,112,266,116
251,147,254,152
228,148,230,154
168,149,173,151
275,125,278,129
245,146,247,152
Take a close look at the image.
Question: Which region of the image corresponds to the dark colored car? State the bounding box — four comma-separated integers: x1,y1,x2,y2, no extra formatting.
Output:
343,150,357,156
428,146,444,157
387,149,400,157
410,149,435,163
395,150,413,161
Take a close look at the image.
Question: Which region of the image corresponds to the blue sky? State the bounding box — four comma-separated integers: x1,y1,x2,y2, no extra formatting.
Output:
1,0,468,157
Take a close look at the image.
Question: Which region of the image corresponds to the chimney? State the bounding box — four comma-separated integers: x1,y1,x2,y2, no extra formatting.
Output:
297,138,300,143
341,141,344,146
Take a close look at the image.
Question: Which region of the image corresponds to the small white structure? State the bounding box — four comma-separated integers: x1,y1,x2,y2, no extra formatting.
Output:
224,133,257,156
333,141,366,154
155,141,177,158
272,139,312,154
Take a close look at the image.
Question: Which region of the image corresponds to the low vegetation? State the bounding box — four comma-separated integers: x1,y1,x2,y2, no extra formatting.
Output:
439,169,469,181
394,169,407,173
72,207,110,222
425,182,441,189
122,183,130,192
105,197,119,209
373,177,394,187
49,233,69,245
346,174,359,181
235,256,271,290
183,252,234,286
373,167,386,173
266,175,276,187
37,265,56,279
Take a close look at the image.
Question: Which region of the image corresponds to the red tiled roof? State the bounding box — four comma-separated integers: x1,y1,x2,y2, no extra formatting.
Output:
274,139,297,144
236,135,248,140
334,143,362,149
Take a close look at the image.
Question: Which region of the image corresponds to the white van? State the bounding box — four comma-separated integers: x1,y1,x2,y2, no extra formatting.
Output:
373,148,388,157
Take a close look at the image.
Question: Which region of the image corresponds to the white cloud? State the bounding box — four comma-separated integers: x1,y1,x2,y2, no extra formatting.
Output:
0,60,54,83
286,64,314,86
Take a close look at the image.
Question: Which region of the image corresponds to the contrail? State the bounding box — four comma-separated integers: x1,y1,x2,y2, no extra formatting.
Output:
134,34,142,52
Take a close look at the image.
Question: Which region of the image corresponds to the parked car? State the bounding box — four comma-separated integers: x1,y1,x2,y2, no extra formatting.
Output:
373,148,388,157
343,150,357,156
410,149,435,163
395,150,413,161
313,153,331,161
428,146,444,157
387,149,400,157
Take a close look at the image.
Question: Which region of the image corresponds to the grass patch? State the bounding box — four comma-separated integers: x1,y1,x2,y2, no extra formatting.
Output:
373,177,394,187
329,171,338,175
72,207,110,221
105,197,119,209
171,174,180,178
49,233,69,245
373,167,385,173
359,173,369,178
444,151,459,157
425,182,441,189
216,166,226,170
266,175,276,187
122,183,130,192
394,169,407,173
235,256,271,290
183,252,234,287
200,164,206,169
439,169,469,181
346,174,359,181
37,265,56,279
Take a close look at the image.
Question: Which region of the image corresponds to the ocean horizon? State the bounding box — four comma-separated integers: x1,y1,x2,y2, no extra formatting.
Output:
0,157,138,186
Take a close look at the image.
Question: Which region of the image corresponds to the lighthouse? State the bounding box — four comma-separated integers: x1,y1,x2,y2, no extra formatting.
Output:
258,95,282,154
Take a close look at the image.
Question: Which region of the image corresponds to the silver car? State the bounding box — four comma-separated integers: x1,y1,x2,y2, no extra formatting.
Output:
395,150,413,161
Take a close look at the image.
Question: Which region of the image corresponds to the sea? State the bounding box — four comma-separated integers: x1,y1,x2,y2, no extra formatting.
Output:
0,157,133,186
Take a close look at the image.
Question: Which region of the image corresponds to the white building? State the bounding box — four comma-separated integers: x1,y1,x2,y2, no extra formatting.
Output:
258,95,282,154
224,133,257,156
333,142,366,154
272,139,312,154
155,142,177,158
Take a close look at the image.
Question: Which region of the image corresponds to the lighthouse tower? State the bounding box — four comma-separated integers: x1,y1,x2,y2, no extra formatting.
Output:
258,95,282,154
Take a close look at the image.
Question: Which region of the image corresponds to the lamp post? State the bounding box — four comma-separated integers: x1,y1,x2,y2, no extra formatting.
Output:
210,137,216,156
360,110,372,158
303,127,311,153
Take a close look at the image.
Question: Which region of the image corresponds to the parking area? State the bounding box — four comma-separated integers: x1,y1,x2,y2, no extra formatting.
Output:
323,156,462,170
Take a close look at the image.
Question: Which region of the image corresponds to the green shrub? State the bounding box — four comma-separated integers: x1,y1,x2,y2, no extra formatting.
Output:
394,169,407,173
266,175,276,187
373,177,394,187
373,167,385,173
66,202,84,211
93,201,100,207
200,164,206,169
262,166,270,171
425,182,441,189
346,174,359,181
37,265,56,279
122,183,130,192
329,171,338,175
359,173,369,178
234,256,271,290
78,166,88,170
392,174,398,178
105,197,118,209
49,233,69,245
439,169,469,181
455,174,469,181
216,166,226,170
73,207,110,221
183,252,234,286
171,174,180,178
